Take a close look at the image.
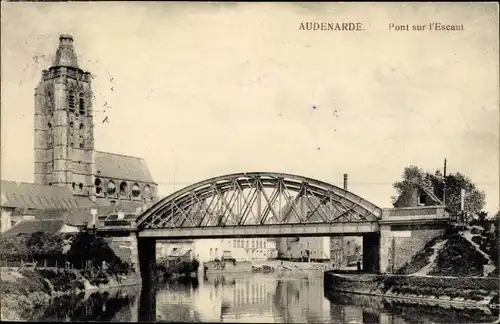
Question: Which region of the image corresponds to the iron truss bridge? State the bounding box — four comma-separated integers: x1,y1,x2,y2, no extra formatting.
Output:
135,173,382,237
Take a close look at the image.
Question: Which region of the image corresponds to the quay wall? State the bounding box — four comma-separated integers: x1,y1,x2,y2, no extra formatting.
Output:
323,271,499,308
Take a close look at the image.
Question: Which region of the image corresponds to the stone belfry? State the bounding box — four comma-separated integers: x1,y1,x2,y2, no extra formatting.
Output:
34,34,94,196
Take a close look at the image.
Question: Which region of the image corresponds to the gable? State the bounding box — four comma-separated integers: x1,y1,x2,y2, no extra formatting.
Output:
95,151,155,184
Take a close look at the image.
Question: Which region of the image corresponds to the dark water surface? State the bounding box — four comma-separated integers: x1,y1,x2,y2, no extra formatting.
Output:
34,272,499,323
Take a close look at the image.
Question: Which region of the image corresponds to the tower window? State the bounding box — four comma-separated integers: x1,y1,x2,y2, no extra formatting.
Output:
72,182,75,190
79,183,83,190
79,94,85,115
68,91,75,111
95,178,102,195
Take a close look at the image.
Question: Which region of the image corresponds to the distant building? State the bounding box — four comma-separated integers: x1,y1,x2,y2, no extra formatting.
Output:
1,34,159,233
330,236,362,268
278,236,331,261
267,239,278,259
221,238,272,261
156,240,195,261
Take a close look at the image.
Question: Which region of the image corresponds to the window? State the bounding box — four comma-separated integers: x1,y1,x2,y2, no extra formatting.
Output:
48,122,52,129
68,91,75,110
418,194,426,205
79,123,84,130
132,183,141,198
107,181,116,195
119,181,128,196
144,185,151,199
95,178,102,195
78,183,83,190
79,93,85,115
72,182,75,190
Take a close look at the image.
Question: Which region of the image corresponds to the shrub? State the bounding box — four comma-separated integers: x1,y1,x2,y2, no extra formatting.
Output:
66,232,131,275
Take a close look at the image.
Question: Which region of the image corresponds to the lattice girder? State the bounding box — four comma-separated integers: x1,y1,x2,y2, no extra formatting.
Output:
136,172,382,230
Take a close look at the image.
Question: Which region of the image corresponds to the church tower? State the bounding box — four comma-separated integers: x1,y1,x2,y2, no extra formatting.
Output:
34,34,94,196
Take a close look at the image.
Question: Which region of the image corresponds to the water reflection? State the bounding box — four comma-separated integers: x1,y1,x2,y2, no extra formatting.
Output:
32,272,499,323
36,286,140,322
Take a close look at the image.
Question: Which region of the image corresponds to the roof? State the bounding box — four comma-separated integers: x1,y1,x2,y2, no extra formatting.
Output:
393,184,444,207
94,151,155,184
421,186,444,205
2,219,66,237
56,198,148,226
1,180,81,210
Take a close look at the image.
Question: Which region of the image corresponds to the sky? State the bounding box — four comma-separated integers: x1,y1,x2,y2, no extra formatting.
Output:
1,2,499,214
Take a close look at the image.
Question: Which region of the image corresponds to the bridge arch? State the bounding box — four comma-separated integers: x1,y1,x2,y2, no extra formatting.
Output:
136,172,382,230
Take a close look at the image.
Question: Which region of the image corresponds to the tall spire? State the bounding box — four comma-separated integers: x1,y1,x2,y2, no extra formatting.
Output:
53,34,79,68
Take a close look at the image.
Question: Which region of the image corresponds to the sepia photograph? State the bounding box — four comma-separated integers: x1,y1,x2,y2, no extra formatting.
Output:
0,2,499,323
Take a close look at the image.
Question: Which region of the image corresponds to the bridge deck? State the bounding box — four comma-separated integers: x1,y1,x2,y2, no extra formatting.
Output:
138,222,379,239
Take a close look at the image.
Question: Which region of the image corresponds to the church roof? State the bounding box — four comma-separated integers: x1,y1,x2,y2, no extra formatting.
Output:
94,151,156,184
1,180,81,210
2,219,66,237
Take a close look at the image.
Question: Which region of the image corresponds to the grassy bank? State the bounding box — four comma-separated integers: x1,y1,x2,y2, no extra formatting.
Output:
396,224,498,277
0,231,138,321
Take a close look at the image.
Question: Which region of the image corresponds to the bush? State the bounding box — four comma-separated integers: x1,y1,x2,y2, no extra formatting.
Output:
66,232,131,275
157,258,200,278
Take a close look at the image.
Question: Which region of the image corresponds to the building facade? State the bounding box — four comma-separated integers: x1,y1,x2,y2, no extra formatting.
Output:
278,237,331,261
222,238,271,261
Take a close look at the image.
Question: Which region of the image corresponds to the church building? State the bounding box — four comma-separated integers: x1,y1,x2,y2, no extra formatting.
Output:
1,34,158,232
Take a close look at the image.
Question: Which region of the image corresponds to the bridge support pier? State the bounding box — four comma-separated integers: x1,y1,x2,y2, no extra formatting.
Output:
138,237,157,284
362,233,380,273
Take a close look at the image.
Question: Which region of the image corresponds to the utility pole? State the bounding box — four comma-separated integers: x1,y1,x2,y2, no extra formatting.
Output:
443,158,447,205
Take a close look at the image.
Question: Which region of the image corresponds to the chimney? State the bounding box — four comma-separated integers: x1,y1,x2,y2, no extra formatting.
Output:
343,174,348,190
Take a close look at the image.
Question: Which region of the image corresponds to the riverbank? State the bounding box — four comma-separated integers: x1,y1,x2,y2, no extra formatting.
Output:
324,272,499,309
0,266,140,321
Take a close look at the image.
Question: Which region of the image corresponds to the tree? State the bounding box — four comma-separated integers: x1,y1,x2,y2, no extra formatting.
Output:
393,165,486,221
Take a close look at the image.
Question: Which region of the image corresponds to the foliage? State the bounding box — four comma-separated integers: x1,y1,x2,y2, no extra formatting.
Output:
0,235,29,260
66,231,131,275
25,232,65,263
393,165,486,221
37,269,85,292
428,233,487,276
157,258,200,278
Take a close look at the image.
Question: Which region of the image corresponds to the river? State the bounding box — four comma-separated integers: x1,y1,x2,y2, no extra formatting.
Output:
32,271,498,323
